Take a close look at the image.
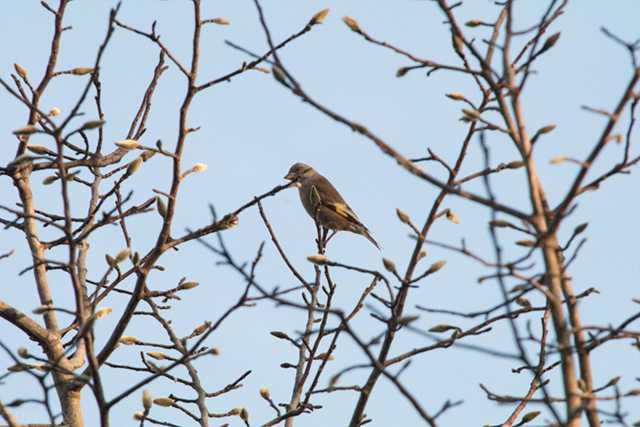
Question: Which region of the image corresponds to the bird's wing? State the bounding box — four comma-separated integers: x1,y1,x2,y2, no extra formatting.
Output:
308,174,363,224
325,199,361,224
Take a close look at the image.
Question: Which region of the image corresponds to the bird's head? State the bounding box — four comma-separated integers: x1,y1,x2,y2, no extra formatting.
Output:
284,162,315,182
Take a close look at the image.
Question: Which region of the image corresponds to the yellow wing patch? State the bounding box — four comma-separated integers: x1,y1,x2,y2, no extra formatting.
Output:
330,202,360,223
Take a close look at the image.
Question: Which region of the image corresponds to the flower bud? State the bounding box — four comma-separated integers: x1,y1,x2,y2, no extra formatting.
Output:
329,374,340,387
179,281,199,290
191,322,210,337
540,32,560,53
240,407,249,421
114,139,140,150
314,352,334,361
49,107,61,117
445,209,460,224
147,352,167,360
141,149,156,161
27,145,51,155
396,67,409,78
259,387,270,399
105,254,117,267
445,92,465,101
32,305,53,315
462,108,481,120
80,119,105,130
396,208,411,225
429,324,459,333
192,163,208,173
153,397,174,407
270,331,290,340
574,223,588,235
520,411,540,424
119,336,139,345
626,388,640,396
309,8,329,25
272,66,288,86
537,124,556,135
43,175,59,185
14,63,28,79
452,32,464,55
126,157,143,176
342,16,361,33
71,67,94,76
549,155,567,165
155,196,167,218
210,17,230,25
142,390,152,410
398,315,419,326
115,248,130,264
95,307,112,319
382,258,397,274
307,254,328,265
605,376,621,388
505,160,525,169
426,260,446,275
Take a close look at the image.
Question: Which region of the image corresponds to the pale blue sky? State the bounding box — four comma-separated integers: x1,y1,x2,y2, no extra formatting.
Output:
1,1,639,426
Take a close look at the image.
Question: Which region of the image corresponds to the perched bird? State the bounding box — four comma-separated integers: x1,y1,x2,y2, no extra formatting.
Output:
284,162,379,249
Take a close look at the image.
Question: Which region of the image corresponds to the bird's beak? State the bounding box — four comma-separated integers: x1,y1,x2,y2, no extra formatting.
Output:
284,172,295,180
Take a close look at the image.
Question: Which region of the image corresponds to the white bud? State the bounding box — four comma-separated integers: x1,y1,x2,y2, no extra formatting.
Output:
119,336,139,345
307,254,328,265
142,390,152,410
71,67,94,76
27,145,50,155
209,17,230,25
445,209,460,224
549,155,568,165
146,351,167,360
192,163,208,173
114,248,130,264
259,387,270,399
114,139,140,150
309,9,330,25
153,397,174,407
342,16,361,32
445,92,465,101
95,307,112,319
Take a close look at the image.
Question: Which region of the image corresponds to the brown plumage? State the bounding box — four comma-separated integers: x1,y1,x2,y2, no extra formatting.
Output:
284,162,379,249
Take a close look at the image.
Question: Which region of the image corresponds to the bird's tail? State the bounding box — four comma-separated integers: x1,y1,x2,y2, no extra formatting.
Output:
360,228,380,250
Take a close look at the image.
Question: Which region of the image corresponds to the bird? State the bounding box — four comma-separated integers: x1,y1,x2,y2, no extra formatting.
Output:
284,162,379,249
